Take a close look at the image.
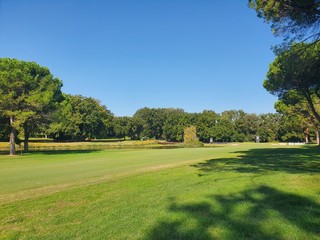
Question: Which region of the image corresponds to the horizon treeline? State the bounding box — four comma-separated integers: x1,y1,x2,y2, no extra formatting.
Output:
0,93,314,143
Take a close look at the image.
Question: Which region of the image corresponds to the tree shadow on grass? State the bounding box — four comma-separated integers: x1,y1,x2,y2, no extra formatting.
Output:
193,146,320,175
145,185,320,239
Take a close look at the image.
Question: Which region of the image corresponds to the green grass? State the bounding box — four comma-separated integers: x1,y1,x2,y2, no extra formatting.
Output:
0,144,319,239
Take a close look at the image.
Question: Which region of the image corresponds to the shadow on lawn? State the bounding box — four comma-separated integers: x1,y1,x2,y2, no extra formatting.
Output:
145,146,320,239
145,185,320,240
193,146,320,175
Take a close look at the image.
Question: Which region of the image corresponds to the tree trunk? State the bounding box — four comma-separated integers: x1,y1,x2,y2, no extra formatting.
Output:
305,128,309,143
304,92,320,124
317,130,320,146
9,116,16,155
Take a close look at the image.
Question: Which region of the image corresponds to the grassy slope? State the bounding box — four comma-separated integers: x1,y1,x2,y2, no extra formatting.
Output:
0,144,319,239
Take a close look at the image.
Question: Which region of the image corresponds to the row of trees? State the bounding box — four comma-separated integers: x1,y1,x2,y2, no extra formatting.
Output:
1,97,314,146
113,108,312,143
1,59,318,155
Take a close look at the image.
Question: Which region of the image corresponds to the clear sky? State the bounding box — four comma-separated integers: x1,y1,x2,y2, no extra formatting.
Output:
0,0,280,117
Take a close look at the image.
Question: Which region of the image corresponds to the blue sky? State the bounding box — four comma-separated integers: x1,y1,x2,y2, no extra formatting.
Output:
0,0,280,116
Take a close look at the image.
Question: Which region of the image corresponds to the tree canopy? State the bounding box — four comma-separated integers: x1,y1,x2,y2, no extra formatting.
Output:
274,94,314,142
264,42,320,124
0,58,63,154
49,94,113,141
249,0,320,42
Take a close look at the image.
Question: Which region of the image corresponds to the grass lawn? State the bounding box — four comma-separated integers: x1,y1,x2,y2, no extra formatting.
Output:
0,144,319,239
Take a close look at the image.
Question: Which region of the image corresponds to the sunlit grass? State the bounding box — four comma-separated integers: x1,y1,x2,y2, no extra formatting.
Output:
0,144,319,239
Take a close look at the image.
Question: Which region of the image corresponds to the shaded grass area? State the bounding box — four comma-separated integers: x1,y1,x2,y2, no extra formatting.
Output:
0,144,319,239
147,146,320,240
193,146,320,175
147,185,320,240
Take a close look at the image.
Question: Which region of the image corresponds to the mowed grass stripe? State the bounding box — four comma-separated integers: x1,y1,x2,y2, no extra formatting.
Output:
0,146,242,203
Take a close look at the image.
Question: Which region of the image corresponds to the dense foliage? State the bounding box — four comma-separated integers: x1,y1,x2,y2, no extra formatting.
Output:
249,0,320,42
105,107,309,143
264,42,320,126
48,94,113,141
0,58,63,153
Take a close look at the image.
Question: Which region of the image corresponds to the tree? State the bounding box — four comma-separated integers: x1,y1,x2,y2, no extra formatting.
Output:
162,109,189,142
213,110,237,142
274,91,319,142
113,116,131,140
249,0,320,42
277,109,307,142
133,108,167,139
234,111,260,141
49,94,113,141
133,107,188,140
195,110,219,143
264,42,320,125
183,125,202,146
128,116,144,140
258,113,282,142
0,58,63,154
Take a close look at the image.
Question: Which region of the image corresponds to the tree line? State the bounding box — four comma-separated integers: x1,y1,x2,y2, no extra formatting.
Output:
0,58,317,156
0,55,315,154
115,108,314,143
0,99,315,146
